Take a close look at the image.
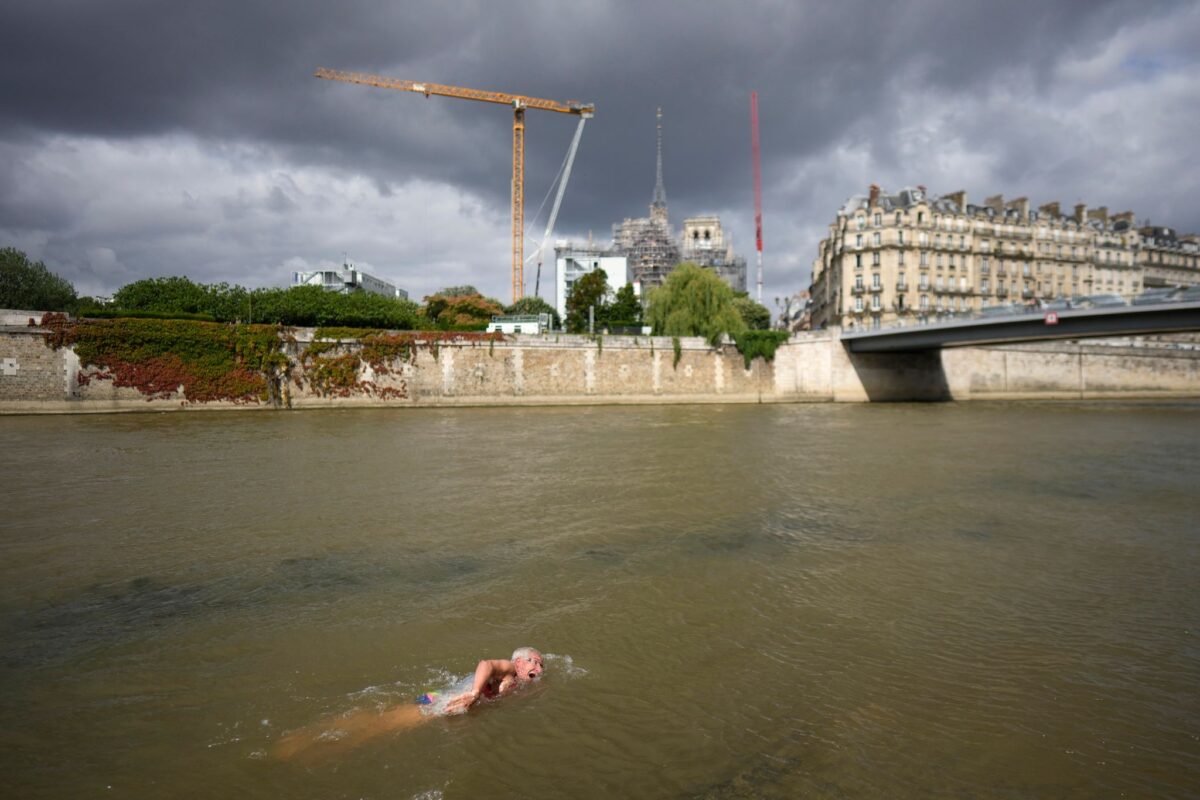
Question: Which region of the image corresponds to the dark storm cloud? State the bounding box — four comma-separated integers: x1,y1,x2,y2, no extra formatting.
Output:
1,0,1198,300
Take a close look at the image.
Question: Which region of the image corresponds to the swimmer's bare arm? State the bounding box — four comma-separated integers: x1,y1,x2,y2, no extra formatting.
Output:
443,658,516,713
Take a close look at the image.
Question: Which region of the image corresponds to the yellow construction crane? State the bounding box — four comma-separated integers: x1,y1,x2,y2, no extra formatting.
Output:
315,67,595,302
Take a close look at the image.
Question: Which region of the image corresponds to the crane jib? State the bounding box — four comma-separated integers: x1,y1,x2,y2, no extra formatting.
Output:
314,66,594,302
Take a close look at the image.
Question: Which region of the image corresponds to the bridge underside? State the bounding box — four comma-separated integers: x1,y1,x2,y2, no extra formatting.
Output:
841,302,1200,353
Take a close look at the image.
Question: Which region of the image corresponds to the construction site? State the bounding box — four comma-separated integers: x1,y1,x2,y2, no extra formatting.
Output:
314,68,765,316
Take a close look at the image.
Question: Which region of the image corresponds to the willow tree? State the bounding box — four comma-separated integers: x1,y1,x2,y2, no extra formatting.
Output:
645,262,746,345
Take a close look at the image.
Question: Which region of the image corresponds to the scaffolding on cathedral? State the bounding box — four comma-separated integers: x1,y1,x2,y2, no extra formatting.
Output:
606,106,746,293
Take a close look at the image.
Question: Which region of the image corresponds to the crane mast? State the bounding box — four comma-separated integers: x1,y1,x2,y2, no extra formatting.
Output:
315,67,594,302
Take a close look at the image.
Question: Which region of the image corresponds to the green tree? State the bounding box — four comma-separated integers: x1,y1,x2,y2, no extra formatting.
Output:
0,247,77,311
732,293,772,330
564,268,609,333
607,283,643,326
645,262,747,345
505,295,561,329
112,276,215,315
107,275,420,328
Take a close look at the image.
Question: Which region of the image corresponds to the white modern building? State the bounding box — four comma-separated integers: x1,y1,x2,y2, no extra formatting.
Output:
553,243,630,320
292,264,408,300
486,314,554,334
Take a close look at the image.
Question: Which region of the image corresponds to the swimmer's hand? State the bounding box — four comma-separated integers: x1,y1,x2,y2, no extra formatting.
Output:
443,690,478,715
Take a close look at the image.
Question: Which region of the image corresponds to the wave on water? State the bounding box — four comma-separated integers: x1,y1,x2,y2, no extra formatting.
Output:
544,653,586,678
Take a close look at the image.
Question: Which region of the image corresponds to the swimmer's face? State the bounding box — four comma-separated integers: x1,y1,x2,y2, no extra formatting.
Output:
515,652,544,681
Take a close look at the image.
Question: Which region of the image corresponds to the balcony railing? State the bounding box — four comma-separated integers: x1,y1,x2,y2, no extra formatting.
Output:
896,282,908,291
996,287,1009,297
851,285,866,295
869,285,883,293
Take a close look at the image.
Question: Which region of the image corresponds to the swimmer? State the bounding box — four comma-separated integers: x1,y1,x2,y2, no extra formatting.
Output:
271,647,544,760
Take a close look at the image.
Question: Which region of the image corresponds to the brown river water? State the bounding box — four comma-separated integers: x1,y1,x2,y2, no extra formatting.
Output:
1,402,1198,799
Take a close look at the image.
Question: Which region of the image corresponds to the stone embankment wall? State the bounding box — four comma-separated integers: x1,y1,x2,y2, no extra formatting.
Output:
1,313,1197,413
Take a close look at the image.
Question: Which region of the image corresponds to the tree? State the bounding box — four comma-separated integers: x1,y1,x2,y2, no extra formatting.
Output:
505,295,561,329
607,283,642,326
645,262,747,345
0,247,77,311
112,276,212,314
732,294,772,330
421,288,504,329
564,268,609,333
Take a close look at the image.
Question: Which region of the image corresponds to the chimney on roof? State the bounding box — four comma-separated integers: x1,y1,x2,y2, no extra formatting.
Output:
1039,201,1061,218
944,190,967,212
917,184,926,194
984,194,1004,213
868,183,880,207
1074,203,1087,223
1087,206,1109,225
1006,197,1030,219
1112,210,1135,224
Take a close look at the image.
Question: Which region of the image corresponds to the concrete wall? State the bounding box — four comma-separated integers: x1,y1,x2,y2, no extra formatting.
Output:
2,318,1198,414
941,339,1200,400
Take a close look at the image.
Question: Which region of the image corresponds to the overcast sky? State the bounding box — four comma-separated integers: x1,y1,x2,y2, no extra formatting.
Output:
2,0,1198,307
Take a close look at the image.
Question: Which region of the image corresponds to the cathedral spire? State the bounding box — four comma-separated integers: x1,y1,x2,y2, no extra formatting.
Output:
650,106,668,223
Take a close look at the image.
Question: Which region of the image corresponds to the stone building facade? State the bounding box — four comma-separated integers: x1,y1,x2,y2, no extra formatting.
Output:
809,185,1200,330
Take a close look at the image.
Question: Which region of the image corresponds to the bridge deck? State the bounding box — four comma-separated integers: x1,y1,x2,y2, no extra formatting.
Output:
840,301,1200,353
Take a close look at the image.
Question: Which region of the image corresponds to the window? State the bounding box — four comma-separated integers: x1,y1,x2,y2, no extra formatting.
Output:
920,294,929,309
919,232,929,246
855,253,862,268
856,216,866,230
981,240,991,252
898,271,906,287
949,254,956,268
936,276,944,290
919,274,929,289
959,235,966,249
898,250,906,266
872,251,880,266
854,296,863,311
936,254,943,268
935,234,942,249
872,273,881,288
873,232,881,246
981,278,990,292
981,257,990,274
855,275,864,289
871,294,881,310
873,213,882,226
895,212,902,225
917,212,925,224
1023,263,1031,276
856,234,863,249
920,251,928,266
898,230,905,245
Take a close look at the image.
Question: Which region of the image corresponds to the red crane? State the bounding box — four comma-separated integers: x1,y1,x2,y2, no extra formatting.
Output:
750,91,764,303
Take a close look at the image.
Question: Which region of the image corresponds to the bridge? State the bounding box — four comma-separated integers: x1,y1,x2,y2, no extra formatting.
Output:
840,301,1200,353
